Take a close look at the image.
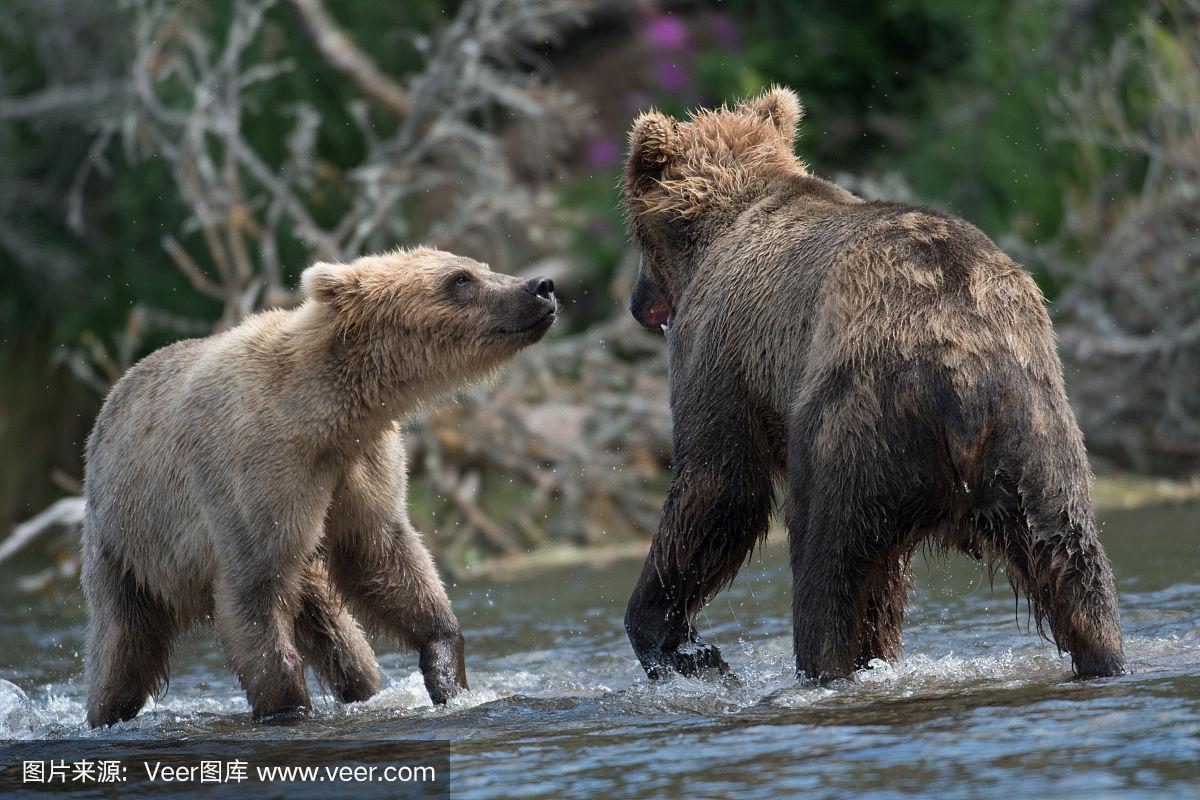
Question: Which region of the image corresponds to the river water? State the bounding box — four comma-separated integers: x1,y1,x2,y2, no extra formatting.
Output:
1,501,1197,798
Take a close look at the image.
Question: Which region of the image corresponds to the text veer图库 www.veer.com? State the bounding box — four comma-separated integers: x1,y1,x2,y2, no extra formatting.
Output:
20,758,436,785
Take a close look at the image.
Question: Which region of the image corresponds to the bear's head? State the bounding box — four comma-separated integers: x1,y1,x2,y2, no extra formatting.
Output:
621,86,805,329
301,248,556,394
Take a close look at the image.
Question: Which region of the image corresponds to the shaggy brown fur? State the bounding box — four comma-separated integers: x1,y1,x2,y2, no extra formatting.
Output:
621,87,1126,683
82,248,557,727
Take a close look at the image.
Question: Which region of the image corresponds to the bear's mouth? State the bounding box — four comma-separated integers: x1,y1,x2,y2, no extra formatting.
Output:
643,294,671,328
633,291,672,329
500,310,556,335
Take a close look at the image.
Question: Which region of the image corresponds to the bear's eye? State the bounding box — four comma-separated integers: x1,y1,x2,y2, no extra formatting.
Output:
454,273,473,287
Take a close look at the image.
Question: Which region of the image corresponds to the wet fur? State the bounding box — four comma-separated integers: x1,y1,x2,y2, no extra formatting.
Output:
621,87,1126,683
82,248,554,727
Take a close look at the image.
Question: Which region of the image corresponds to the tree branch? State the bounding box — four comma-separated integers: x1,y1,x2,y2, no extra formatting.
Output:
0,82,118,121
286,0,411,118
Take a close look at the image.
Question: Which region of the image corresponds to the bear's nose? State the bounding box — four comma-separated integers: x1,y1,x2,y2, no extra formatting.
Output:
525,276,555,300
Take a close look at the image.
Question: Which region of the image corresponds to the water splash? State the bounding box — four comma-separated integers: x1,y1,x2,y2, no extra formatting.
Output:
1,631,1195,740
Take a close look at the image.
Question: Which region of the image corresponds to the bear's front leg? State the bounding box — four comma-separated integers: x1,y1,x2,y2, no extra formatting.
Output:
330,518,468,705
418,627,468,705
625,395,774,682
625,558,734,682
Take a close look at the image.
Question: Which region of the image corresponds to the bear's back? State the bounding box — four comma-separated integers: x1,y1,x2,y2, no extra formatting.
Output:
86,337,209,464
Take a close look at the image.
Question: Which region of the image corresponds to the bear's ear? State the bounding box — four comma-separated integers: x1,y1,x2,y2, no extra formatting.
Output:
301,262,356,304
625,110,678,190
739,85,803,147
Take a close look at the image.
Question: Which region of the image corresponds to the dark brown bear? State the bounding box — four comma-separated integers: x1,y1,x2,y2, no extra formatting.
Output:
620,86,1126,683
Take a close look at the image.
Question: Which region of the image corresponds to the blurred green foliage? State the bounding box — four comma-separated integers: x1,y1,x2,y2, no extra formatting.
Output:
564,0,1145,294
0,0,1161,523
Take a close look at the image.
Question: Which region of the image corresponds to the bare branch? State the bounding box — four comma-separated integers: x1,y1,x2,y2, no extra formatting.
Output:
0,82,118,121
0,497,85,565
286,0,411,118
6,0,603,578
162,235,226,300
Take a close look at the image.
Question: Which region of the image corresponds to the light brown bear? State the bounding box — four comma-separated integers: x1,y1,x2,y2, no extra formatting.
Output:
621,87,1126,684
82,248,557,727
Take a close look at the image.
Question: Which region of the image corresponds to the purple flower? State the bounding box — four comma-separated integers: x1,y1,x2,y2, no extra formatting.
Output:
625,90,652,111
654,58,689,93
645,15,689,52
711,14,740,50
589,218,611,239
586,137,620,169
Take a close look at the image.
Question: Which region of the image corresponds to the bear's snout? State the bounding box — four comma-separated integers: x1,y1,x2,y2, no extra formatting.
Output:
525,276,555,302
522,275,557,323
493,274,557,338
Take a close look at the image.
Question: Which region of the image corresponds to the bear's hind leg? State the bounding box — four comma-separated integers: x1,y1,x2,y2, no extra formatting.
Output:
294,561,381,704
976,485,1126,678
854,550,913,669
789,497,899,682
213,570,313,720
788,381,929,683
974,391,1126,678
85,558,177,728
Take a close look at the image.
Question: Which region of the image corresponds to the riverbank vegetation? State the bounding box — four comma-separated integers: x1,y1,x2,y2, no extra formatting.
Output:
2,0,1196,578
